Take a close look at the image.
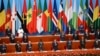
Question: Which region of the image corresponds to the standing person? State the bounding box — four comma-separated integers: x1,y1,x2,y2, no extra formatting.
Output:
89,24,94,33
9,34,15,43
1,42,7,53
18,27,24,37
52,39,58,51
26,41,32,51
22,33,28,43
80,37,86,49
67,38,72,49
84,29,89,39
15,41,21,52
94,39,99,48
38,39,44,51
5,26,12,37
73,31,79,40
60,31,65,41
95,29,100,39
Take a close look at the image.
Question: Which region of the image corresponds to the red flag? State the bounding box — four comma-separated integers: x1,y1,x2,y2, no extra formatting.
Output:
5,0,11,29
23,0,27,16
31,0,37,33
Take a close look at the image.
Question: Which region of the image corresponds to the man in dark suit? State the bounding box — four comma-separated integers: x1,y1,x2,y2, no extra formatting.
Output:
95,29,100,39
89,24,94,33
78,24,85,34
73,31,79,40
9,34,15,43
1,42,7,53
26,41,32,51
52,39,58,51
67,25,72,34
23,33,28,43
94,39,99,48
15,41,21,52
60,31,65,41
80,37,86,49
38,39,44,51
67,38,72,49
84,29,89,39
5,26,12,37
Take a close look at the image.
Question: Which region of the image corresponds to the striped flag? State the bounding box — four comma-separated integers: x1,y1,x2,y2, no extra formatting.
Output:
0,0,6,32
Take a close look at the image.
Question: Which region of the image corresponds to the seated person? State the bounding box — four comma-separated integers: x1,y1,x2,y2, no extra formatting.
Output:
80,37,86,49
26,41,32,51
18,27,24,37
73,31,79,40
15,41,21,52
1,42,7,53
67,38,72,49
78,24,85,34
84,29,89,39
89,24,94,33
60,31,65,41
38,39,44,51
52,39,58,51
23,33,28,43
95,29,100,39
5,26,12,37
94,39,99,48
9,34,15,43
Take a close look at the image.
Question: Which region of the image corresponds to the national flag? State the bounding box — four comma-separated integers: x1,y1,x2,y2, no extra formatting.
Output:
36,13,43,33
31,0,37,33
22,0,27,33
69,0,77,30
48,0,53,32
42,0,48,32
38,0,42,15
58,0,67,33
36,0,43,33
5,0,11,29
0,0,6,32
77,0,84,27
87,0,93,22
66,0,73,23
26,0,33,34
93,0,100,29
11,0,17,35
53,0,61,31
93,0,99,22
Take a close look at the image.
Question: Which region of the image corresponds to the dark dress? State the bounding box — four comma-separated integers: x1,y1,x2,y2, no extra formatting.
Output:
15,43,21,52
26,43,32,51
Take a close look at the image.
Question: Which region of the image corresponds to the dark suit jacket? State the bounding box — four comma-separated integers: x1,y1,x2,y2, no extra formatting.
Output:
84,32,89,39
67,40,72,49
95,31,100,39
89,25,94,33
73,33,79,40
52,41,58,51
38,41,44,51
78,25,85,34
6,28,12,37
60,33,65,41
80,38,86,49
23,34,28,43
9,34,15,43
15,43,21,52
1,44,7,53
94,39,99,48
26,43,32,51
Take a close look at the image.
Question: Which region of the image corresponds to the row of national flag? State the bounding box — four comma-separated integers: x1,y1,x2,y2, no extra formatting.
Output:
0,0,100,35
